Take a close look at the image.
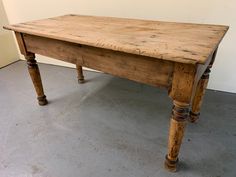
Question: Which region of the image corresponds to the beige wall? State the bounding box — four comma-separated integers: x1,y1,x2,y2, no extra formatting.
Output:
2,0,236,93
0,0,18,67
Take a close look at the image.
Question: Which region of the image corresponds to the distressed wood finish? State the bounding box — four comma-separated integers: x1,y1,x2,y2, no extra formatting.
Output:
76,65,85,83
23,34,174,88
189,75,209,122
165,101,189,172
14,32,27,55
190,49,217,122
165,62,196,172
4,14,228,64
14,32,48,106
26,54,48,106
169,63,197,103
3,14,228,172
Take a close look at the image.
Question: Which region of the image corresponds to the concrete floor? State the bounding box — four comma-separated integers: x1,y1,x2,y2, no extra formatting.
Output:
0,61,236,177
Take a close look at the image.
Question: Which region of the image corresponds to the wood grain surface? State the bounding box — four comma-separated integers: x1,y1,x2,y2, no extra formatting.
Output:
23,34,173,88
4,14,228,64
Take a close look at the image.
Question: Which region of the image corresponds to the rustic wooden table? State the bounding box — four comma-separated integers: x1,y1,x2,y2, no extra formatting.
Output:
4,14,228,172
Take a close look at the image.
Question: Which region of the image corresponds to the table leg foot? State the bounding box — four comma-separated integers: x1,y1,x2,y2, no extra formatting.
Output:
78,78,85,84
37,95,48,106
165,155,178,172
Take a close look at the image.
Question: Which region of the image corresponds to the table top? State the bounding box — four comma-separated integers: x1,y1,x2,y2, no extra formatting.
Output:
4,14,228,64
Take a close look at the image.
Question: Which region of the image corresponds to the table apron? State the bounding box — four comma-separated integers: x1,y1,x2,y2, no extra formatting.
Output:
23,34,174,88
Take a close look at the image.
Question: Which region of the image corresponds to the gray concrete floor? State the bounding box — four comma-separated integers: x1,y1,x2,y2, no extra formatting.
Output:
0,61,236,177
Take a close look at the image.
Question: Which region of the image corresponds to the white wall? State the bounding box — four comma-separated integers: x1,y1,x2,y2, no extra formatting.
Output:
0,0,18,67
2,0,236,93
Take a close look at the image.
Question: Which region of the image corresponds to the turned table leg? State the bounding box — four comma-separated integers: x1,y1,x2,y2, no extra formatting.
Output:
76,64,85,83
26,53,48,106
165,101,189,172
189,49,217,123
189,68,210,122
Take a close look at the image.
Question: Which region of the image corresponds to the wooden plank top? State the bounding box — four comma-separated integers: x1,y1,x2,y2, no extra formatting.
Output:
4,14,228,64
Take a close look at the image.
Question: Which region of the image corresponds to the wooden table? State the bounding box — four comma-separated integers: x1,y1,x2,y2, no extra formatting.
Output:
4,14,228,172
